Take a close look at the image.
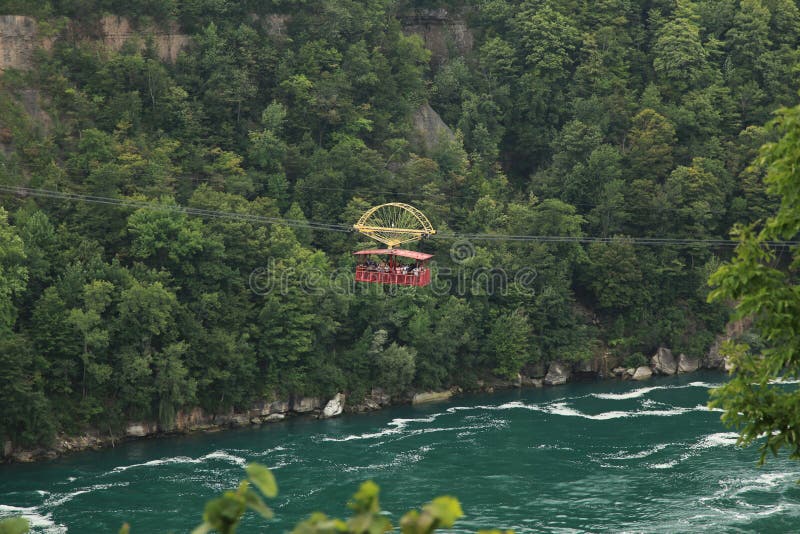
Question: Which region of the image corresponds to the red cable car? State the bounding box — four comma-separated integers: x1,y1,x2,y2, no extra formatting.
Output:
353,249,433,287
352,203,436,288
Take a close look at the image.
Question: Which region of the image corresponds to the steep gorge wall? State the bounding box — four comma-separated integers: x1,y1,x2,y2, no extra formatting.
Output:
400,8,473,68
0,15,40,73
0,14,190,73
0,9,472,73
97,15,189,62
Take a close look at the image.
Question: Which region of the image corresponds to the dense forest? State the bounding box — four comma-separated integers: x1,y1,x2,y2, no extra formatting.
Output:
0,0,796,447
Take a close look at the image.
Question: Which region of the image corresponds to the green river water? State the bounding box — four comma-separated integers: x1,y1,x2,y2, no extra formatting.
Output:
1,372,799,533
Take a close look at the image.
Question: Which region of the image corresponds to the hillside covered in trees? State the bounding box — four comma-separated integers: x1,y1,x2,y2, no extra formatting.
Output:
0,0,796,447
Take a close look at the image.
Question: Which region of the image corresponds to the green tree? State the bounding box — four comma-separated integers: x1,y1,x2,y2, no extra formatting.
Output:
708,100,800,462
486,309,530,379
652,1,710,97
625,109,676,181
0,208,28,332
67,280,113,401
368,329,416,396
584,239,643,312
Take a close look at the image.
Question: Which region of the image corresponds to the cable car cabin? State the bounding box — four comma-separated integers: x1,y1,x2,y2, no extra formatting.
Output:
354,249,433,287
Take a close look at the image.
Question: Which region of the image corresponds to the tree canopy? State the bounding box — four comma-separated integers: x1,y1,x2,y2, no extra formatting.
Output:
0,0,796,448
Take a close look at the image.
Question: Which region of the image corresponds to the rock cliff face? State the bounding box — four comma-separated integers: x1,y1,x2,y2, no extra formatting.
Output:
97,16,189,62
651,347,678,375
400,8,473,68
678,353,700,373
411,102,455,153
0,14,189,73
1,8,473,74
0,16,39,73
632,366,653,381
544,361,571,386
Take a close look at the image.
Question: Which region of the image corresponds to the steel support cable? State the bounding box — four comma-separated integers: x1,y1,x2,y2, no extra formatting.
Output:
430,232,800,248
0,185,353,233
2,185,798,248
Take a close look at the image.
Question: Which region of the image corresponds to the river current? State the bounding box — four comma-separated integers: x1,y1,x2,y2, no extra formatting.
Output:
1,372,799,533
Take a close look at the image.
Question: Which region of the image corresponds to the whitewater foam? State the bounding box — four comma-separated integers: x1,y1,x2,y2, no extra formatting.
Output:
540,402,694,420
323,414,443,442
647,432,742,469
693,432,740,450
44,482,129,507
341,445,433,472
605,443,672,460
592,381,720,401
0,504,66,533
109,450,247,473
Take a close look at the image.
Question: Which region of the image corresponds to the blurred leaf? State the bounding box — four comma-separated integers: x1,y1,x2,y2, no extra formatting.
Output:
191,522,213,534
246,463,278,498
424,496,463,528
244,489,274,519
348,480,380,513
0,517,30,534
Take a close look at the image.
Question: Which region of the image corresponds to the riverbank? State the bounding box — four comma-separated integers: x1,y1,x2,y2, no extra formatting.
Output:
1,346,728,464
5,372,791,534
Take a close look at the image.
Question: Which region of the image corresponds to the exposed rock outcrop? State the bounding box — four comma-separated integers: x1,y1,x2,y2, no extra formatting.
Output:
411,102,455,154
251,13,291,38
269,400,290,414
523,361,546,378
0,14,189,73
98,16,189,62
349,389,391,412
544,361,571,386
400,8,473,68
412,390,453,404
291,396,321,413
651,347,678,375
125,422,157,437
520,376,543,387
573,358,602,376
321,393,345,418
678,353,700,374
0,16,38,72
633,366,653,380
703,316,754,368
703,340,726,369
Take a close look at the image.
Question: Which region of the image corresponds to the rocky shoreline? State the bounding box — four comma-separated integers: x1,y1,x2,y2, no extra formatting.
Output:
1,344,730,464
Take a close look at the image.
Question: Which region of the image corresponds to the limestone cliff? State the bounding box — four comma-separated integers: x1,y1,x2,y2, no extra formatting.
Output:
400,8,473,68
97,16,190,62
0,14,190,73
1,8,474,72
0,15,39,73
411,102,455,154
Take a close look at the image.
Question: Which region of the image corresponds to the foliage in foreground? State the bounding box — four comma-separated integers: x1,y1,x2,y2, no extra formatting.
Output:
0,463,501,534
708,100,800,464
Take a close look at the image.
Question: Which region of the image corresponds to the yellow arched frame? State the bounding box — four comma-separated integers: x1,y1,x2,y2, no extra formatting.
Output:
354,203,436,248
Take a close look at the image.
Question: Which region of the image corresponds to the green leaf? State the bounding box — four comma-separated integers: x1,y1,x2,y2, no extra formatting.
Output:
246,463,278,498
0,517,30,534
424,496,463,528
202,494,246,533
348,480,380,513
191,522,213,534
244,489,274,519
